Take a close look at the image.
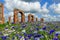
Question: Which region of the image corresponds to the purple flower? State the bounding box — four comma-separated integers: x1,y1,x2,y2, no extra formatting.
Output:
24,33,33,39
11,26,15,29
24,33,27,36
53,37,59,40
49,29,55,34
16,34,22,39
19,36,22,38
22,24,27,28
16,34,19,37
1,36,7,40
42,26,46,30
55,33,59,37
36,24,40,26
24,37,29,40
34,37,40,40
40,35,44,38
36,28,39,31
11,22,14,24
55,26,59,28
27,34,33,39
34,34,41,38
5,27,8,30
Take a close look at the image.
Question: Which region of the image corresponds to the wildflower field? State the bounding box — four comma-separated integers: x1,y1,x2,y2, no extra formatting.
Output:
0,22,60,40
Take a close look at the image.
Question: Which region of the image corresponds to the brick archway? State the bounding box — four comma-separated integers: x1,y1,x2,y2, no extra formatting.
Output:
14,9,25,23
28,14,34,22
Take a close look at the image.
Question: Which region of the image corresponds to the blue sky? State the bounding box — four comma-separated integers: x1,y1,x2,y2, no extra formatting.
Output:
0,0,4,3
0,0,60,22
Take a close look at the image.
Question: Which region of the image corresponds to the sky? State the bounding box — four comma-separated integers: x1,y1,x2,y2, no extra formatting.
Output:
0,0,60,22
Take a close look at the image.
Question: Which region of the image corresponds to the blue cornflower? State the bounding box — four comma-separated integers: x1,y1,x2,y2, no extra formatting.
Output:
1,36,7,40
27,34,33,39
5,27,8,30
42,26,46,30
55,33,59,37
40,35,44,38
22,24,26,28
34,34,41,38
53,37,59,40
34,37,40,40
11,22,14,24
19,36,22,38
49,29,55,34
24,33,27,36
55,26,59,28
36,28,39,31
36,24,40,26
16,34,19,37
24,37,29,40
11,26,15,29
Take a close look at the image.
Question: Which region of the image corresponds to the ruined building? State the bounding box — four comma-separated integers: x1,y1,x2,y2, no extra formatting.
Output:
28,14,34,22
13,9,25,23
0,3,4,24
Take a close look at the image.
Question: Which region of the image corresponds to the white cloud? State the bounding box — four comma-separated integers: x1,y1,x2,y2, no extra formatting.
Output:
8,12,14,17
25,13,30,16
4,12,14,22
4,0,49,13
57,15,60,17
41,2,49,13
41,14,60,21
42,14,51,18
49,3,60,14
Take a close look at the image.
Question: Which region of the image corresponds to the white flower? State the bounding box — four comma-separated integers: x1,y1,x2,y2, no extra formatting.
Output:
35,37,40,40
17,32,19,33
22,29,26,33
15,37,18,40
3,34,9,36
34,31,37,33
20,36,24,40
5,29,8,31
55,31,60,34
8,30,13,33
39,29,43,31
13,30,15,32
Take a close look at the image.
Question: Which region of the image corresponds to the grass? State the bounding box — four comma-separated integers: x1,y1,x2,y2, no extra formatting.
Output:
0,22,60,40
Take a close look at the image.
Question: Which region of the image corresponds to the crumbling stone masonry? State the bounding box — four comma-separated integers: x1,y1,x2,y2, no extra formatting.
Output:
28,14,34,22
40,18,44,23
8,16,11,24
36,18,38,22
13,9,25,23
0,3,4,24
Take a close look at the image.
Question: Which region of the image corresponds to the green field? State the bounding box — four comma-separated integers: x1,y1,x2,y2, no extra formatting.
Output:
0,22,60,40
